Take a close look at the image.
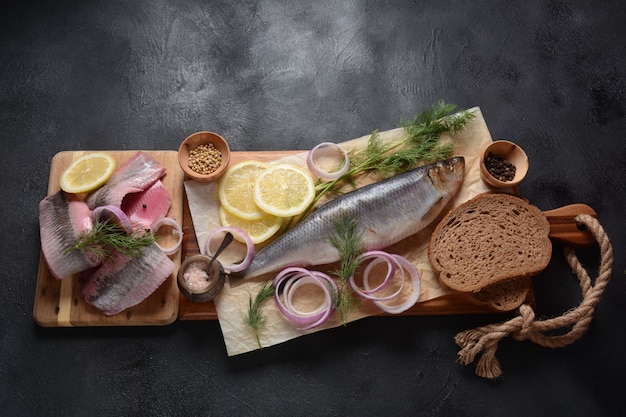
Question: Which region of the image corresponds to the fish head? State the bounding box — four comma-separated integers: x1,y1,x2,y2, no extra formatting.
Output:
428,157,465,195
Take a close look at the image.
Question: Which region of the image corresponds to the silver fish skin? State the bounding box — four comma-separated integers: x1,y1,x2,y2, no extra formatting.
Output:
82,243,175,316
86,151,166,210
238,156,465,280
39,190,101,279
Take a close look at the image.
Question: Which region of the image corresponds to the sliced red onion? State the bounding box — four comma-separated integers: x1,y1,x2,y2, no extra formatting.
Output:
306,142,350,180
273,267,337,330
366,254,421,314
150,216,183,255
349,250,402,301
92,205,133,234
205,227,254,273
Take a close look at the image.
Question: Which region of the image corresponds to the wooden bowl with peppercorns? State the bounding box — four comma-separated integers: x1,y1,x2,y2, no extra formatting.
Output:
178,131,231,182
479,140,529,188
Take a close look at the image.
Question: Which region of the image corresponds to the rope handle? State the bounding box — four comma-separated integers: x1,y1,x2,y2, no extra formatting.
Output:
454,214,614,379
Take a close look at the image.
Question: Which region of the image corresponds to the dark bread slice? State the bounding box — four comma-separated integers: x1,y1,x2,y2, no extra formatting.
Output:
465,276,532,311
428,193,551,294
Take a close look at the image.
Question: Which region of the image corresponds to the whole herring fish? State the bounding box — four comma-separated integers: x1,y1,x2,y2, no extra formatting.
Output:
237,156,465,281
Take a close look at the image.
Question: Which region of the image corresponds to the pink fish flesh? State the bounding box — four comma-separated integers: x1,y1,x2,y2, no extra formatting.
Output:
82,243,175,316
39,191,101,279
86,151,166,210
120,180,171,230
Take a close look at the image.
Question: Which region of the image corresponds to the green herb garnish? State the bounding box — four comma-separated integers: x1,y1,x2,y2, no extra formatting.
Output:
68,220,157,261
300,101,475,220
328,216,364,325
243,102,474,335
245,281,275,349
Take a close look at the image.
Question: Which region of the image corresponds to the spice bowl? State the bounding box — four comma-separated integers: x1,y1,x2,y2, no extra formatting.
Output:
178,131,231,182
177,254,226,302
479,140,529,188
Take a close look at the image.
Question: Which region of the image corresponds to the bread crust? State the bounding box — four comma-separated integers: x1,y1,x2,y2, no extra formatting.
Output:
465,276,532,311
428,193,551,301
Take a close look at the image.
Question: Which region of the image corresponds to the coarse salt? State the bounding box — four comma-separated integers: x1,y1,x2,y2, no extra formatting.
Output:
182,261,212,292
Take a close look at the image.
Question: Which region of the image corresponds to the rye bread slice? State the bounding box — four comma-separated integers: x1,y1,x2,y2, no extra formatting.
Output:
428,193,551,294
465,276,532,312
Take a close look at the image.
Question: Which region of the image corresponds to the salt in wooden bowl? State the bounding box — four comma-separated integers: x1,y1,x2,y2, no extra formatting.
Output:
177,254,226,302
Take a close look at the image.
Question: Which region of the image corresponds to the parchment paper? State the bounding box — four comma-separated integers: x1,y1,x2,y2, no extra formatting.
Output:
184,107,493,355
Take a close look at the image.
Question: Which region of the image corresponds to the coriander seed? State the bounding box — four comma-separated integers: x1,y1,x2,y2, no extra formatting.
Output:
188,143,222,175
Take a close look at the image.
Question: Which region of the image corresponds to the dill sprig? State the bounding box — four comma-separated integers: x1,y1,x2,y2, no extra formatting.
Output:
300,101,475,219
68,219,157,261
328,216,364,325
245,281,275,349
242,102,474,335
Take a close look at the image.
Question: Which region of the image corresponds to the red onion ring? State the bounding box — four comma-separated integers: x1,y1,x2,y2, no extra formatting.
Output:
349,250,402,301
273,267,337,330
365,254,421,314
306,142,350,180
205,227,254,273
150,217,183,255
92,205,133,234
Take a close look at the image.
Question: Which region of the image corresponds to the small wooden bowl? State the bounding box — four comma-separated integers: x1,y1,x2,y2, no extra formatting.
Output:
480,140,529,188
178,131,231,182
177,254,226,302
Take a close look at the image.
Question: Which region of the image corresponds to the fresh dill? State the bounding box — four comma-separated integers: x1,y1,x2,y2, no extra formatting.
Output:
300,101,475,219
242,102,474,335
68,219,157,261
245,281,275,349
328,216,364,325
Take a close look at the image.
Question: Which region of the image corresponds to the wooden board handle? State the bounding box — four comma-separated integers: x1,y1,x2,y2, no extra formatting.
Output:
543,204,598,247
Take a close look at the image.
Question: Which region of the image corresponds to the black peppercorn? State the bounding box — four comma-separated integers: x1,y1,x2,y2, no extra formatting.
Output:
485,152,516,182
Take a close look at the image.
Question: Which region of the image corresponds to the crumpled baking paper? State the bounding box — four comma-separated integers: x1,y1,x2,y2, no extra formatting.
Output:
184,107,493,355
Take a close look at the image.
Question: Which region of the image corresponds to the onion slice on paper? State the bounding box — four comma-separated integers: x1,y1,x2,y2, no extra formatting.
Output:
150,217,183,255
205,227,254,273
273,267,337,330
349,251,421,314
349,250,401,301
92,205,133,234
306,142,350,180
365,254,421,314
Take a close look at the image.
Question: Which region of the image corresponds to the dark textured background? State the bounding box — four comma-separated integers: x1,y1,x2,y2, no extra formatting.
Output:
2,1,625,416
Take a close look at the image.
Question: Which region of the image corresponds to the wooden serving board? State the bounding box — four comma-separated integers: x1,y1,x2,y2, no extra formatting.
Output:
33,151,184,327
178,151,543,321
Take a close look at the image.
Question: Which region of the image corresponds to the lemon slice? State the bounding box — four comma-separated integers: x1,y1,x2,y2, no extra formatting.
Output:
219,205,282,244
60,152,117,194
253,163,316,218
218,160,269,220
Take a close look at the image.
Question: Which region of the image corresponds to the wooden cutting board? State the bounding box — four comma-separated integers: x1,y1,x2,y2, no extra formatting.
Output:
174,151,586,320
178,153,507,320
33,151,184,327
178,151,596,321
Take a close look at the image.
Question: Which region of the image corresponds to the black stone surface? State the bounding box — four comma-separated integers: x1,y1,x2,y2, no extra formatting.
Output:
2,1,625,416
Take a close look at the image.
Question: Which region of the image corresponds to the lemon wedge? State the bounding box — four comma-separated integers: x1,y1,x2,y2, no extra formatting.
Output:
218,160,269,220
219,205,282,244
253,163,315,218
59,152,117,194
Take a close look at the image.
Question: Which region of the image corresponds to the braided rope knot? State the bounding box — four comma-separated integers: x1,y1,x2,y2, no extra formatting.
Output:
512,304,535,341
455,214,614,379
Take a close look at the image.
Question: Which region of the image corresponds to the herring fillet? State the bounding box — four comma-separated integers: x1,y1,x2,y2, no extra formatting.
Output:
39,191,101,279
238,157,465,280
120,180,171,230
86,151,166,210
82,243,175,316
